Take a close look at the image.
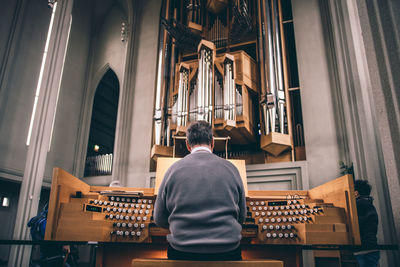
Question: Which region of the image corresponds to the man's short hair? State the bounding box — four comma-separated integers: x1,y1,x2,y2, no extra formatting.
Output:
354,180,372,196
187,121,213,147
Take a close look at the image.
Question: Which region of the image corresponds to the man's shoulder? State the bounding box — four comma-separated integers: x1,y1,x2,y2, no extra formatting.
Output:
166,157,187,172
188,152,235,164
168,153,239,174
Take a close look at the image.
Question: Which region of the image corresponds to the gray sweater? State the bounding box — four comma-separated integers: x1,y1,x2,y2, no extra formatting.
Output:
154,150,247,253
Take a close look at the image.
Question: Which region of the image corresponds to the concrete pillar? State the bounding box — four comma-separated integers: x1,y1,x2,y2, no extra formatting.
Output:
291,0,344,187
0,0,27,102
124,0,161,187
354,0,400,260
319,0,399,265
8,0,74,266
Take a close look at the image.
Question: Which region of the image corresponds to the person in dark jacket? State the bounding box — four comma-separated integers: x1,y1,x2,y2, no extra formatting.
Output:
354,179,380,267
154,121,247,260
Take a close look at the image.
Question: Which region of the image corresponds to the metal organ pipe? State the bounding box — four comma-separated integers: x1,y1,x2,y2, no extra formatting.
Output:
259,0,286,135
196,45,214,124
230,63,232,120
215,75,223,119
236,86,243,116
182,71,188,126
153,0,171,145
154,49,163,145
273,0,285,134
259,0,273,135
223,58,236,121
182,68,188,126
204,52,209,122
189,84,197,122
176,65,189,128
197,50,204,120
265,0,276,134
177,72,183,126
224,63,229,120
208,54,213,121
230,63,235,121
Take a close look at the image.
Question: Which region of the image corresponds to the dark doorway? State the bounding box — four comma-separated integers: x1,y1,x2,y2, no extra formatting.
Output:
84,69,119,177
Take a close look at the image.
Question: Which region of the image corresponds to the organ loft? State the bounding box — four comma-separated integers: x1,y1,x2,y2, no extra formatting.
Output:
151,0,304,164
0,0,399,267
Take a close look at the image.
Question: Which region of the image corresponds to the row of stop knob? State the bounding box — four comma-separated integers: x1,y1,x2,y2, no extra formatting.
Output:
105,214,148,221
249,200,301,206
108,196,152,203
257,216,310,223
261,224,295,230
113,222,145,229
252,208,319,216
249,205,314,211
265,232,297,239
92,200,152,210
104,207,151,214
111,230,142,237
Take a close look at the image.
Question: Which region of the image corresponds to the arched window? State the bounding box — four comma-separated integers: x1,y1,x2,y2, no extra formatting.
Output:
84,69,119,177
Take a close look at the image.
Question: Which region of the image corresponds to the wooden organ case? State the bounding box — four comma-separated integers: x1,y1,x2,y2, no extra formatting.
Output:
151,0,306,165
46,163,360,267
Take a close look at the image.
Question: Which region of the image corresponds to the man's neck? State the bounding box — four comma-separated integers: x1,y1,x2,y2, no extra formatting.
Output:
190,145,212,154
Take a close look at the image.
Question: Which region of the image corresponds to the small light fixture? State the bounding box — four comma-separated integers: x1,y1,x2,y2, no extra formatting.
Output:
94,145,100,152
121,22,128,42
2,197,10,207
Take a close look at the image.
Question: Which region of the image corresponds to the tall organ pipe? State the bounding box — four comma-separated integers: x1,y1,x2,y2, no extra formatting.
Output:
259,0,274,134
197,50,204,120
198,49,208,122
259,0,287,135
207,56,214,123
224,63,229,120
236,86,243,116
154,0,171,145
257,0,268,135
154,48,163,145
177,70,183,126
273,0,285,134
223,57,235,121
197,41,215,124
204,52,209,122
230,63,235,120
182,70,188,126
177,65,189,127
264,0,277,134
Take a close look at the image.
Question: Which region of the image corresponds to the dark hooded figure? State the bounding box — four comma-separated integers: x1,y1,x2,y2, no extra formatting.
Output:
353,179,380,267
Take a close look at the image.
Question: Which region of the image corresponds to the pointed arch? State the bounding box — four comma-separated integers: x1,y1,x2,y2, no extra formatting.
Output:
84,68,120,177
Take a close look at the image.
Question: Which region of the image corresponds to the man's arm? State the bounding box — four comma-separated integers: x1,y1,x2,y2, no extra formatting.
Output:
235,168,247,223
153,169,171,229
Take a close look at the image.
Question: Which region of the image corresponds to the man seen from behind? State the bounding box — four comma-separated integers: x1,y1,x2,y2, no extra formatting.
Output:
154,120,247,260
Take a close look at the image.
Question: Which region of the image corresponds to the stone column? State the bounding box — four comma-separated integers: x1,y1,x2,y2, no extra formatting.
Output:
0,0,28,105
320,0,399,265
8,0,74,266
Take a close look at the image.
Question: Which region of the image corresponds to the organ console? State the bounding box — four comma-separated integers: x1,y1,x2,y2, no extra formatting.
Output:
45,160,360,266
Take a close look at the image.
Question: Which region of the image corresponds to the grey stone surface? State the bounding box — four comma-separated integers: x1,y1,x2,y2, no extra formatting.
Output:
44,0,93,181
0,0,51,178
292,0,343,188
124,0,161,187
